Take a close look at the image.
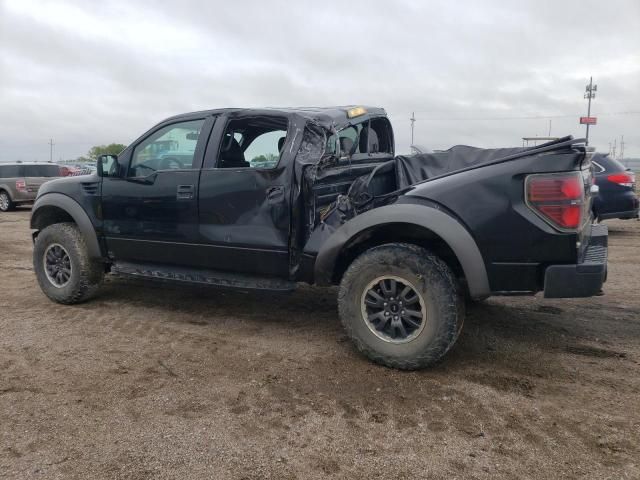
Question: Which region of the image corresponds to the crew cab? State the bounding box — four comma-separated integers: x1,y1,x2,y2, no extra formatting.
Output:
29,106,608,369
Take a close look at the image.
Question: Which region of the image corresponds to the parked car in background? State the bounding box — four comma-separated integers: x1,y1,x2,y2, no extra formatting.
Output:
59,165,95,177
592,153,639,221
0,163,61,211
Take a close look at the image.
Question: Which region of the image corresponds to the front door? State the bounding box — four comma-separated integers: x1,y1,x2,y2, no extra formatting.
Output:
101,117,211,266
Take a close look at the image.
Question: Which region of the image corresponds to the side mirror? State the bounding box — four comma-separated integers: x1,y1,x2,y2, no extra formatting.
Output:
97,154,118,177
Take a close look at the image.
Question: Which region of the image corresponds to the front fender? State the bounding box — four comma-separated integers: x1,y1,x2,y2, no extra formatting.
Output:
30,193,102,259
313,203,490,299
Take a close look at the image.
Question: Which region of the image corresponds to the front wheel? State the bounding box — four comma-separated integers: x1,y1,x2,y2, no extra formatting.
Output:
338,243,464,370
33,223,104,304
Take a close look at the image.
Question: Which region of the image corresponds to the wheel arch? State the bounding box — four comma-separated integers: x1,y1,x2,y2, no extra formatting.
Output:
313,204,491,299
0,185,12,199
30,193,103,259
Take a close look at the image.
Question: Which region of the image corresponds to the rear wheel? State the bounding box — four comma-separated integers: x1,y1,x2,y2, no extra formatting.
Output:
0,191,14,212
338,243,464,370
33,223,104,304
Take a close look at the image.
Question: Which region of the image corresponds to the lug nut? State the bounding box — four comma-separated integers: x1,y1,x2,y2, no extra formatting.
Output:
383,302,388,307
385,312,390,316
401,310,405,314
394,316,398,321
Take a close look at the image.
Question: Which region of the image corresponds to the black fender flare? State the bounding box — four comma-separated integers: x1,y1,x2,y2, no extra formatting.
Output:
30,193,102,259
313,203,490,299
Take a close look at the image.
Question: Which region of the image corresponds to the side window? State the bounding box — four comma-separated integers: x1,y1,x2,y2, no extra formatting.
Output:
326,118,393,157
218,117,288,169
244,130,287,168
0,165,22,177
130,119,204,176
23,165,60,177
327,125,362,157
592,161,605,173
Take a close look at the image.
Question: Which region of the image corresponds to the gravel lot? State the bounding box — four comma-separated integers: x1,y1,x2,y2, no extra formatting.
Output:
1,209,639,479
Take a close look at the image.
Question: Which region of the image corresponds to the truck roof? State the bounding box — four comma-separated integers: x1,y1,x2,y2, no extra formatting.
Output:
164,106,387,129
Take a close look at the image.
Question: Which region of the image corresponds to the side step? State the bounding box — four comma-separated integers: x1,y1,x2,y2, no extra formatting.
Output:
112,261,296,292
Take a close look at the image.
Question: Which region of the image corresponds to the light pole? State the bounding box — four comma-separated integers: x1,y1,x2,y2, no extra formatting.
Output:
584,77,597,145
410,112,416,146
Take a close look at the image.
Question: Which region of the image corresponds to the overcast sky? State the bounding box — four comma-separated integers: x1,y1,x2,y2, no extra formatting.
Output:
1,0,639,162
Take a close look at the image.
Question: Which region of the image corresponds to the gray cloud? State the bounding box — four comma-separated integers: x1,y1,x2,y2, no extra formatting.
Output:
0,0,639,161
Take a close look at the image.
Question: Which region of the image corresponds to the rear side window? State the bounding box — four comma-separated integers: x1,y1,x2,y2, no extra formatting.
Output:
326,117,394,158
606,157,627,172
0,165,23,177
23,165,60,177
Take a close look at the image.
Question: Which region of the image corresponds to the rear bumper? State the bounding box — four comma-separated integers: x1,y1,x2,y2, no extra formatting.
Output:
543,224,608,298
598,207,639,221
595,191,639,221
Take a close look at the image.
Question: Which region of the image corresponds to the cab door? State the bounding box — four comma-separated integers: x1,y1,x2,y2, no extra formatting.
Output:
101,116,214,266
197,114,292,277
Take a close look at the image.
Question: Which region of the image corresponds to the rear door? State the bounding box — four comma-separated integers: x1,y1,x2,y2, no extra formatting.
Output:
196,113,292,277
23,164,61,197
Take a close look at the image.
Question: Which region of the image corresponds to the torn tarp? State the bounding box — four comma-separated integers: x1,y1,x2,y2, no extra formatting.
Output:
395,145,525,189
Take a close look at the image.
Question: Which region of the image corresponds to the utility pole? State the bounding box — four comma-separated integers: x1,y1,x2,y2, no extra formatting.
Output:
612,138,617,160
548,119,552,136
619,135,625,162
410,112,416,146
48,138,55,162
583,77,597,145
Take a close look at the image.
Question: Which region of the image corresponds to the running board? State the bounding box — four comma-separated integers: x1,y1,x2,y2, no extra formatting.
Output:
112,261,296,292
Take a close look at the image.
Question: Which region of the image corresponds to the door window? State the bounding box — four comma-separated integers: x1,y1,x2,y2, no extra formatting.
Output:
217,117,288,169
130,119,204,176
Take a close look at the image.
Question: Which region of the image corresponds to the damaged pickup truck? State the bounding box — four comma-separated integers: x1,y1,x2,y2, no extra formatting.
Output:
30,106,608,369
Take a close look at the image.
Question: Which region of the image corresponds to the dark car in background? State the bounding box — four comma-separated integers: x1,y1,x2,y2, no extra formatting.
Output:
0,163,61,212
592,153,639,221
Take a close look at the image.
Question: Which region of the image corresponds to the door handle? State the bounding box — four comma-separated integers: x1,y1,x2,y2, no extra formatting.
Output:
177,184,194,200
266,185,285,203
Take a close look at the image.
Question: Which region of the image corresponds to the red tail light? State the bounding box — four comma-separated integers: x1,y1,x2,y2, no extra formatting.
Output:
526,172,585,230
607,172,635,188
15,180,26,192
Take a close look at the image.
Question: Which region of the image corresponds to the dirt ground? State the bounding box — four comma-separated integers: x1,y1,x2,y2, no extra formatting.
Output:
1,209,639,480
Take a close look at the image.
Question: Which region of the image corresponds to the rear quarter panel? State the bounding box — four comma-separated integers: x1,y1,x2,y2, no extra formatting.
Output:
405,151,585,292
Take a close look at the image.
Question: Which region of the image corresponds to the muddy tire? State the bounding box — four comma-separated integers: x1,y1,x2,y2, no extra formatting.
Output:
33,223,104,304
0,190,14,212
338,243,464,370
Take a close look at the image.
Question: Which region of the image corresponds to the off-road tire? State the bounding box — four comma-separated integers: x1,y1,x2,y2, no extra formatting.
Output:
0,190,14,212
33,223,104,304
338,243,464,370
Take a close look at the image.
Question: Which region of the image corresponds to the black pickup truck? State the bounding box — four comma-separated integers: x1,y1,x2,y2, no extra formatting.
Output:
30,106,608,369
